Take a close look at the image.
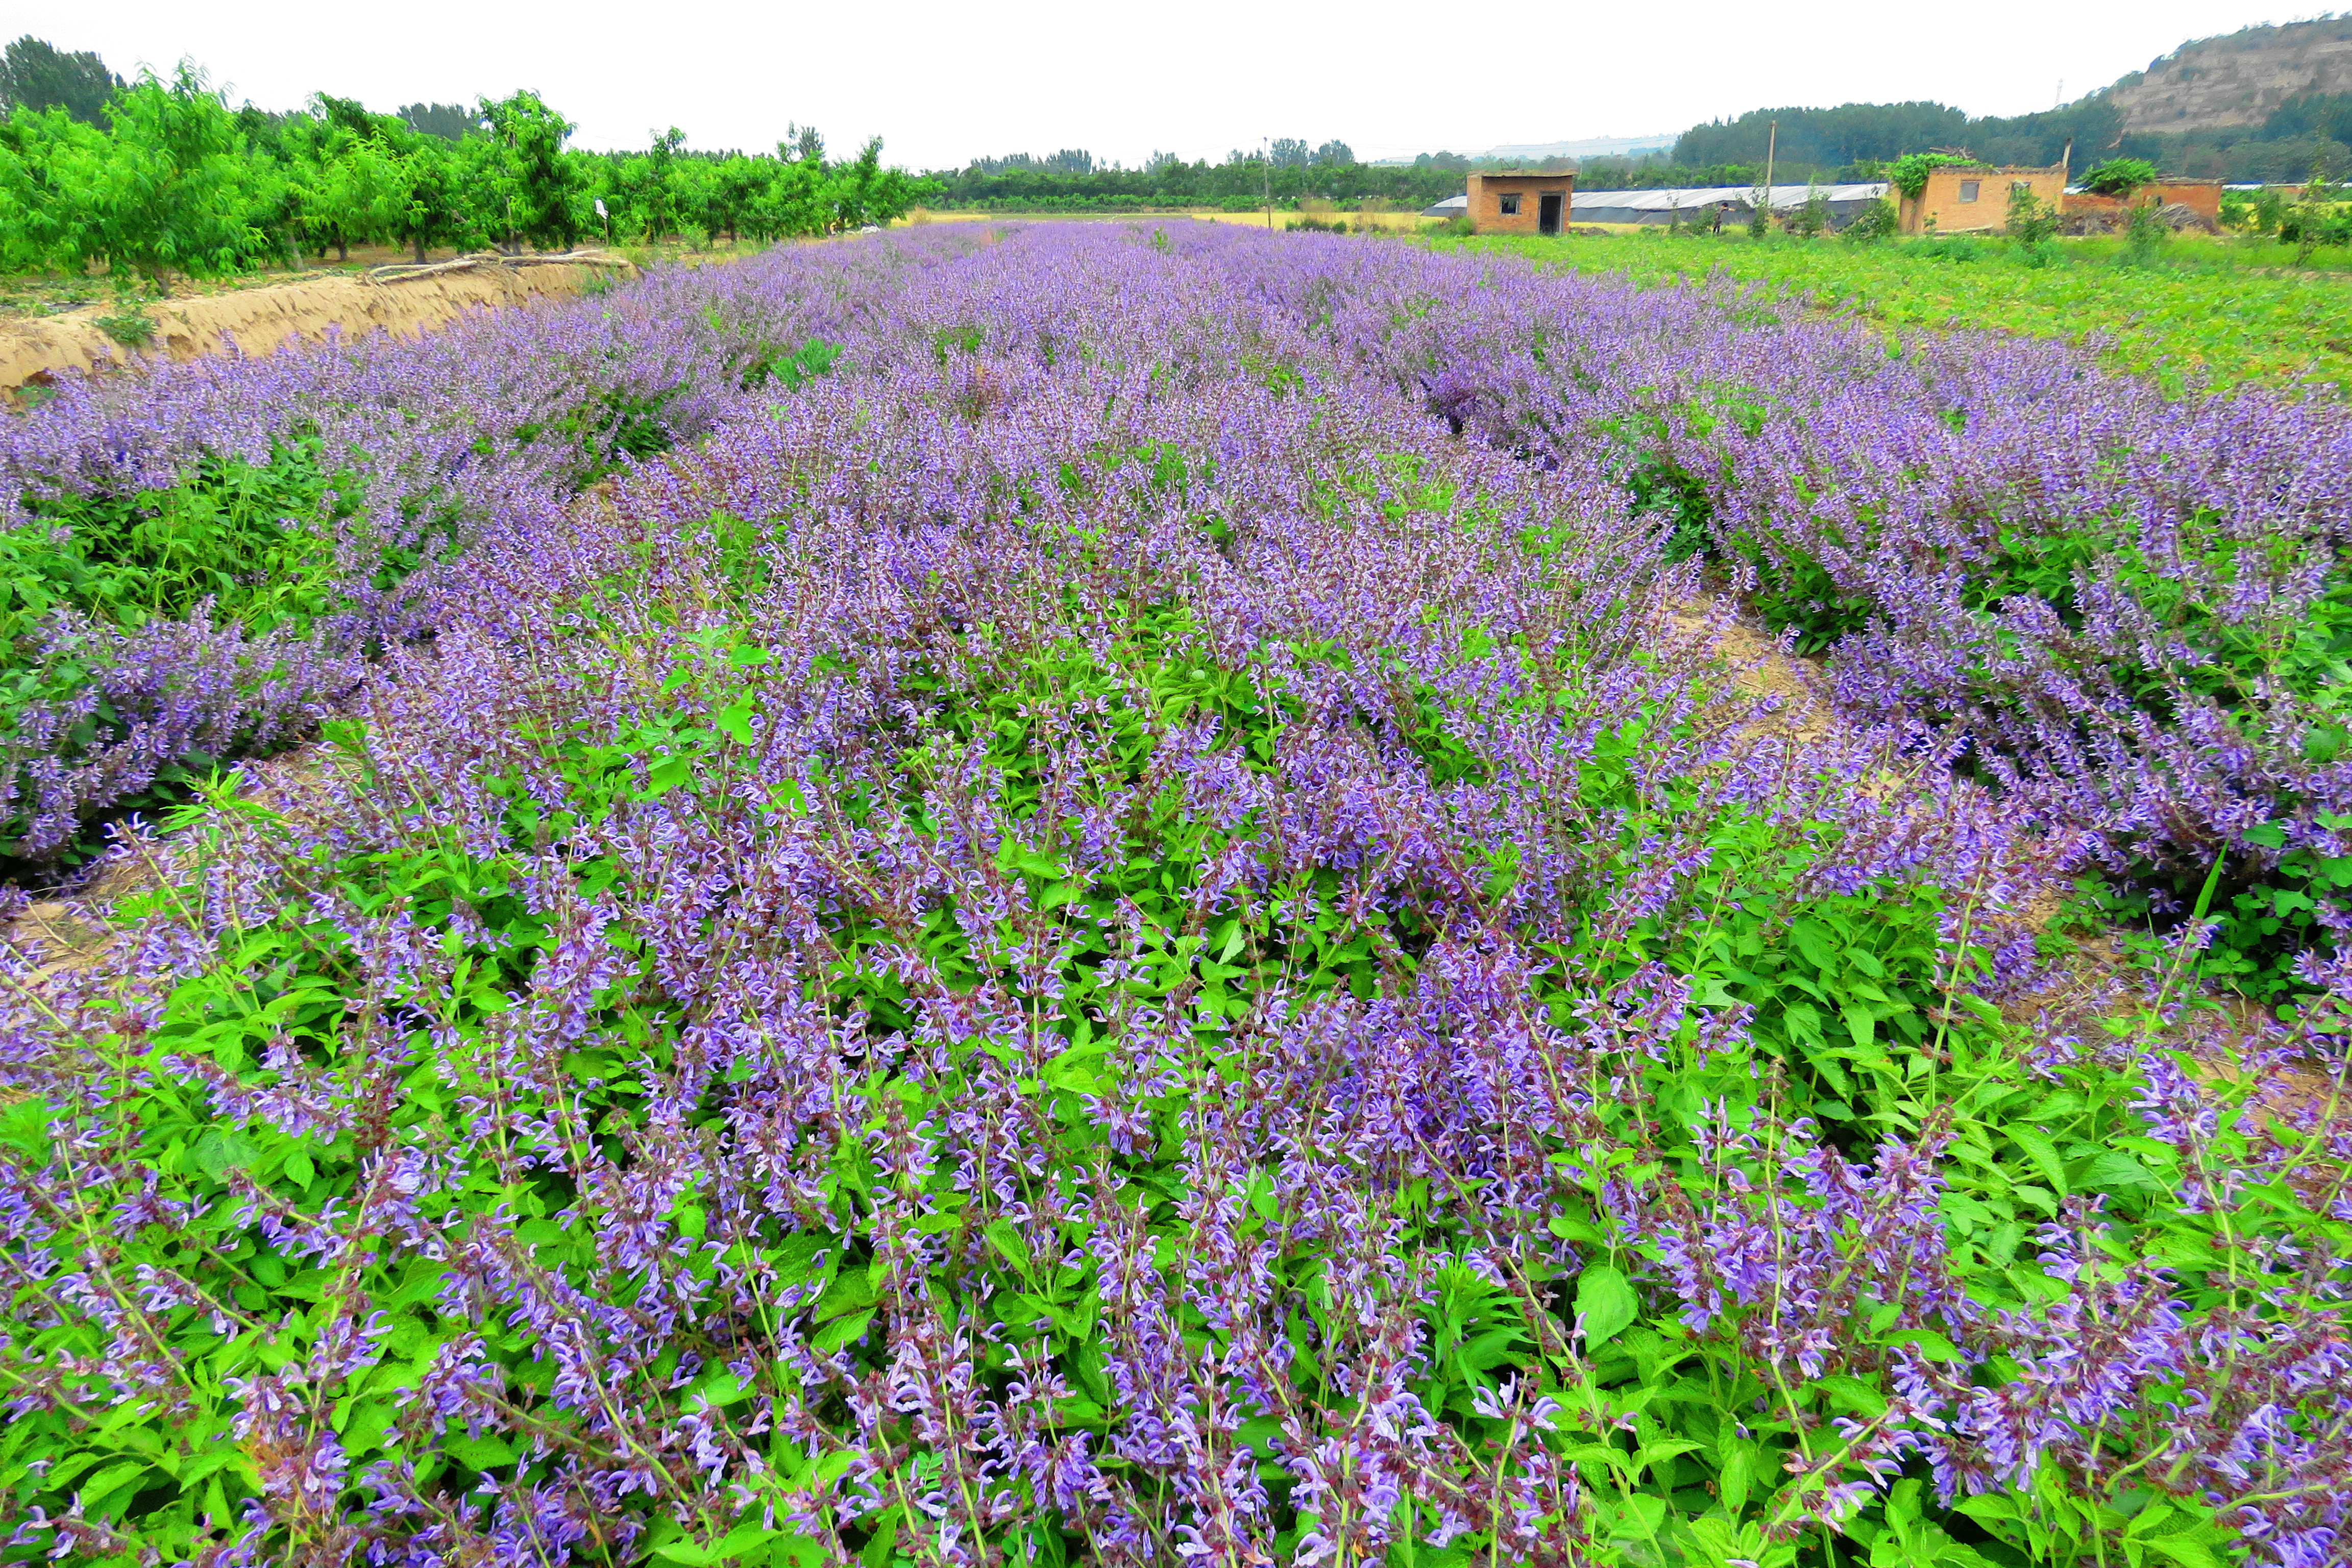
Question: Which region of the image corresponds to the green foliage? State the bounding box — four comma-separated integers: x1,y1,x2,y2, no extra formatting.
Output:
2123,196,2170,264
1791,182,1831,237
90,302,155,345
2081,157,2160,198
738,335,842,392
1458,229,2352,395
472,89,578,251
12,567,2323,1563
0,439,380,864
1843,195,1898,242
1675,100,2118,178
0,59,929,288
2,63,277,286
2006,183,2060,254
1,437,359,654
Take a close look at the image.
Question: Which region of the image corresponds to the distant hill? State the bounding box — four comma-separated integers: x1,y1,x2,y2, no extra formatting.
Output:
1661,16,2352,184
2108,15,2352,133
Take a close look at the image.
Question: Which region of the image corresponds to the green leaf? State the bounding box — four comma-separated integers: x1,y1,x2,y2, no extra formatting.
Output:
2076,1150,2158,1194
984,1218,1033,1273
810,1309,874,1353
1575,1262,1638,1348
2007,1128,2069,1196
72,1459,148,1505
446,1434,514,1470
1819,1374,1888,1418
712,702,756,744
653,1521,786,1565
1882,1329,1966,1362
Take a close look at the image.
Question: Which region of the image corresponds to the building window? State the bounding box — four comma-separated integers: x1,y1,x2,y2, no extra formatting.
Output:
1500,193,1521,215
1959,180,1980,203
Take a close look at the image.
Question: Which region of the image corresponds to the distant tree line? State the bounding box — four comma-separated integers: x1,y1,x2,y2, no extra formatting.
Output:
1670,93,2352,184
927,144,1484,212
0,38,933,290
0,36,121,128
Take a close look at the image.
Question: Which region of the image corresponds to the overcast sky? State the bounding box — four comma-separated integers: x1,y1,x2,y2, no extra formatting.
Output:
8,0,2307,167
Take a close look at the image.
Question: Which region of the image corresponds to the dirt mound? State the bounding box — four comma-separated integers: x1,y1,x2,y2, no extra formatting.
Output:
1,252,634,392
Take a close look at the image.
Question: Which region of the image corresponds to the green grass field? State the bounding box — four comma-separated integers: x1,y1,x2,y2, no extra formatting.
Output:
1444,230,2352,397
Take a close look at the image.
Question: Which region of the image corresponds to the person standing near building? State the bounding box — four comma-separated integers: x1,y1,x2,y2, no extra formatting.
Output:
1712,201,1731,235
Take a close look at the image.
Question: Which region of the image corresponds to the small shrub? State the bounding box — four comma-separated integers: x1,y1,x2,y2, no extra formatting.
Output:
2006,183,2060,256
92,307,158,348
1842,196,1898,241
2123,198,2169,264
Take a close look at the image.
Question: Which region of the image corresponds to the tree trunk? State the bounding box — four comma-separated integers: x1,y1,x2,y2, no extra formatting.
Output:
336,235,348,262
413,233,428,264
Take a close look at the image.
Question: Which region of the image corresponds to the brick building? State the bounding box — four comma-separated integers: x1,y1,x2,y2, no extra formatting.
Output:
1895,163,2068,235
1465,172,1578,235
2062,179,2225,224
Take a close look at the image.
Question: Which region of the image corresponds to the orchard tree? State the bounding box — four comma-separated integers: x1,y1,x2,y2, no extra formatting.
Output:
388,133,472,260
0,104,106,272
46,63,276,289
824,136,926,230
474,89,578,251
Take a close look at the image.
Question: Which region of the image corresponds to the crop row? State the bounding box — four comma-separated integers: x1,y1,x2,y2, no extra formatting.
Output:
0,226,2346,1565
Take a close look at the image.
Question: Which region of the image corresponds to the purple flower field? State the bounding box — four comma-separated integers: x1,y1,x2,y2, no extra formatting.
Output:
2,224,2349,1566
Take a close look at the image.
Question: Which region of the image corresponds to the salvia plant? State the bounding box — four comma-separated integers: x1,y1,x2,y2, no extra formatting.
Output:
0,224,2347,1567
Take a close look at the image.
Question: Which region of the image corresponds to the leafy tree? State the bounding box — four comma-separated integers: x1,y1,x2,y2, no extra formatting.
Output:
699,154,771,242
823,135,925,230
283,97,398,260
750,146,825,239
474,89,578,251
0,36,121,128
49,64,277,289
1269,137,1310,168
1312,139,1354,165
383,124,472,260
2080,157,2158,197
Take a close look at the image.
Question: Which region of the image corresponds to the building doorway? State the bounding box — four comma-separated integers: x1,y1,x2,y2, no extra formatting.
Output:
1539,191,1564,235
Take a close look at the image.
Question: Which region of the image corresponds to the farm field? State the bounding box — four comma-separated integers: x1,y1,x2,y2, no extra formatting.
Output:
1453,229,2352,396
3,222,2350,1566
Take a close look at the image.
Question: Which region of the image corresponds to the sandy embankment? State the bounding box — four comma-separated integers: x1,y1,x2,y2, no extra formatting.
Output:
0,253,633,391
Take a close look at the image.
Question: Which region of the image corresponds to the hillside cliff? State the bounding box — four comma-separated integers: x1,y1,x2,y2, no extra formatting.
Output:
2108,16,2352,132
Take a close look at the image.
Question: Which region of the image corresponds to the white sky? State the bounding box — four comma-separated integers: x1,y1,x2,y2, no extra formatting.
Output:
7,0,2305,168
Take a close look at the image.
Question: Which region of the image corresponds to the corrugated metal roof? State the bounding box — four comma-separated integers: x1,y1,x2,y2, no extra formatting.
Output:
1572,183,1889,213
1422,183,1893,220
